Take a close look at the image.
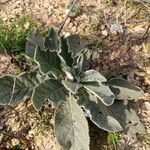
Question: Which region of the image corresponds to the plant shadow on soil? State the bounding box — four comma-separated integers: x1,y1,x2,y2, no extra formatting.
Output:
88,119,108,150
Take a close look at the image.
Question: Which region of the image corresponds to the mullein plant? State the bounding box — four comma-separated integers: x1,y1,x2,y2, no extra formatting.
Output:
0,27,145,150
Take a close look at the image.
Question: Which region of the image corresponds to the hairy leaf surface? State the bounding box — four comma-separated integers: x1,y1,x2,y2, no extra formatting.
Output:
26,30,45,51
73,50,92,78
35,47,62,76
80,69,106,83
63,67,75,81
55,95,89,150
62,80,82,94
0,76,14,105
45,26,58,51
32,79,68,110
58,37,73,67
83,82,115,106
25,40,37,58
82,50,92,71
99,100,146,137
12,71,40,104
67,34,88,57
0,71,40,105
72,54,84,77
108,78,143,100
78,91,123,132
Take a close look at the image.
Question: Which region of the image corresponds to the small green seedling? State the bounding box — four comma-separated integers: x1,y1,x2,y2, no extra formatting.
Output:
0,26,145,150
108,132,120,149
33,113,52,134
0,15,36,55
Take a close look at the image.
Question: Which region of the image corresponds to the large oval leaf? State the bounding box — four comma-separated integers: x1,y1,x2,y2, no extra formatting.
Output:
83,82,115,106
0,71,40,105
77,90,123,132
55,95,89,150
35,47,62,77
32,79,68,110
99,100,146,137
108,78,143,100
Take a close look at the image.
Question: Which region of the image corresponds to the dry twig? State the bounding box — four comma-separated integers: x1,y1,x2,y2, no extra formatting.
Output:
58,0,77,35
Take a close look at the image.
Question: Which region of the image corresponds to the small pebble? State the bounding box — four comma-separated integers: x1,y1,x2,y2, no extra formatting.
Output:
101,29,108,38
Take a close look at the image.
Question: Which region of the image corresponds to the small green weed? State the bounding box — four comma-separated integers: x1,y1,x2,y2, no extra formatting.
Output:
0,15,37,55
33,113,53,134
34,113,50,123
98,9,103,18
36,124,51,134
88,40,103,52
0,15,37,72
108,132,120,150
12,145,22,150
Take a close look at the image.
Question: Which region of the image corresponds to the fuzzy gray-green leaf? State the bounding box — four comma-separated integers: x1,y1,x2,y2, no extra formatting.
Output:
108,78,143,100
55,95,89,150
72,54,84,77
73,50,92,77
0,71,40,105
67,34,88,57
32,79,68,110
44,26,58,51
78,90,123,132
62,80,82,94
11,71,40,104
83,82,115,106
26,30,45,51
82,50,92,71
99,101,146,137
25,40,37,58
0,76,14,105
58,36,73,67
35,47,62,76
80,69,107,83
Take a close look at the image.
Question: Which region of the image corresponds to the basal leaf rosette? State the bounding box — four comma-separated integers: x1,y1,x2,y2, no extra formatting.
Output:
0,26,145,150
